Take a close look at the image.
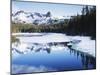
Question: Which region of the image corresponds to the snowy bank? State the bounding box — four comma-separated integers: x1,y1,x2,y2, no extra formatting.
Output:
12,33,96,57
12,33,71,43
70,36,96,57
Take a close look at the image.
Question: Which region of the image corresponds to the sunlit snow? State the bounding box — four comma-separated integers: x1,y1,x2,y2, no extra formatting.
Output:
12,33,95,57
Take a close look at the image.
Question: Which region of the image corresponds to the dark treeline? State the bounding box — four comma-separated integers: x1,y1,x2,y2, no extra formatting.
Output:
66,6,96,39
12,6,96,39
12,23,67,33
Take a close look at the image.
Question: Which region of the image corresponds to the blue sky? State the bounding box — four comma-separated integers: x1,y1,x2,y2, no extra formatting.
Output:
12,1,84,18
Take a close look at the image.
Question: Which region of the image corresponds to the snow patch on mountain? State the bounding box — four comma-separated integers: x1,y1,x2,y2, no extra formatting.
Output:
12,10,67,25
12,10,53,25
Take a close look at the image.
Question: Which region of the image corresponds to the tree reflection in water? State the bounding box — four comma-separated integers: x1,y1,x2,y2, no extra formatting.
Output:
12,41,96,70
32,42,96,70
68,46,96,69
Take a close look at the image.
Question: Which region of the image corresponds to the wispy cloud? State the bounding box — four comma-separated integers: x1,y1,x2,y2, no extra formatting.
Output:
12,64,57,74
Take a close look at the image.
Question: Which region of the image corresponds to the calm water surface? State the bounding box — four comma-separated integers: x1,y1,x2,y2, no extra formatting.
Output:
12,33,96,74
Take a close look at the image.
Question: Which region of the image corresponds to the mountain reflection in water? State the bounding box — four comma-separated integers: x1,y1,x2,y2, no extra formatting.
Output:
12,41,96,74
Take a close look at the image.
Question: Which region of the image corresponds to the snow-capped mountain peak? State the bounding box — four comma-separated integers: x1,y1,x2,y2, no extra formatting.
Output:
12,10,53,25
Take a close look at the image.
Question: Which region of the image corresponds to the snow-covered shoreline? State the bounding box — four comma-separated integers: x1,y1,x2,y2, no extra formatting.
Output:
12,33,96,57
12,33,71,43
12,33,47,36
